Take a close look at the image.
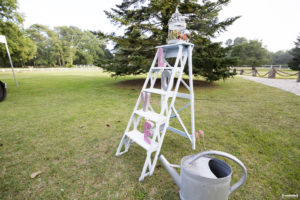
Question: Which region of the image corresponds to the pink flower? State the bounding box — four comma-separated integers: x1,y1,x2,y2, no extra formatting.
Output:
199,129,205,137
194,131,200,139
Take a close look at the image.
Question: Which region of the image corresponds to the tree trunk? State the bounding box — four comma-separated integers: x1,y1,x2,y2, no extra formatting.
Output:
59,51,65,67
58,56,62,67
297,72,300,82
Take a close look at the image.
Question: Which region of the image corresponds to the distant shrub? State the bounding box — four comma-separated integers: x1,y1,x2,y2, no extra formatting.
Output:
65,63,75,68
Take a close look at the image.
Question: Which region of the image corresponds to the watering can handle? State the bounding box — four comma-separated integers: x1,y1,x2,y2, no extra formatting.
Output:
189,150,247,194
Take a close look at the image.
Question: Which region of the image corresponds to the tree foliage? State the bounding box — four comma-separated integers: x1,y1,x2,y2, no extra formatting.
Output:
233,37,247,46
229,37,269,67
288,35,300,71
26,25,110,67
269,50,292,65
26,24,63,66
0,0,36,67
99,0,239,82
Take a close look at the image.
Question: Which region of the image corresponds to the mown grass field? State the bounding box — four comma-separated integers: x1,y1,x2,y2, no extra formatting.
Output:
0,70,299,199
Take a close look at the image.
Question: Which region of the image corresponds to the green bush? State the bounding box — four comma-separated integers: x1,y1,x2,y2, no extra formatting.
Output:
65,63,75,68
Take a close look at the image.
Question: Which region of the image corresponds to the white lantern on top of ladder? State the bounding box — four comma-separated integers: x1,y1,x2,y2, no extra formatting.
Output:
167,7,189,44
115,7,196,182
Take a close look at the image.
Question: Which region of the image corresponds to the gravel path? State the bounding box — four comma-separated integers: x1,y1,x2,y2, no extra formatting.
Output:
239,75,300,96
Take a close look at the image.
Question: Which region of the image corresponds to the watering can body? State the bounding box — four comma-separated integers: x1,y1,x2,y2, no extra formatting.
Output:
159,150,247,200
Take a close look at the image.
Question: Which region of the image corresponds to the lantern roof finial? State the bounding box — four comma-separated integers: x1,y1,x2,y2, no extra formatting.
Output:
168,6,186,31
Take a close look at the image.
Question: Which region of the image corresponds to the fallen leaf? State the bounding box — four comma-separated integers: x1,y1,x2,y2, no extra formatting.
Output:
30,170,42,179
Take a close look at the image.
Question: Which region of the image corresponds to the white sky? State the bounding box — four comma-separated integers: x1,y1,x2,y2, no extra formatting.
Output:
18,0,300,52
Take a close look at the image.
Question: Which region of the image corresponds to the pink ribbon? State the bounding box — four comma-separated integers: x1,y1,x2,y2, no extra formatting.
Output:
158,48,165,67
144,121,153,144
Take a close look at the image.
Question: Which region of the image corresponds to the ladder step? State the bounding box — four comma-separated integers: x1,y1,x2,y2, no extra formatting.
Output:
152,67,176,70
143,88,167,95
126,130,158,151
135,109,166,123
171,92,190,99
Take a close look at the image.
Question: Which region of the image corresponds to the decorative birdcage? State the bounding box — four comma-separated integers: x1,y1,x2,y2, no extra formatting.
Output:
167,7,189,44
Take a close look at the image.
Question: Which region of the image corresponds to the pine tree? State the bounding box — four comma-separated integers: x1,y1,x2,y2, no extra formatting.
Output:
288,35,300,82
99,0,239,82
289,35,300,71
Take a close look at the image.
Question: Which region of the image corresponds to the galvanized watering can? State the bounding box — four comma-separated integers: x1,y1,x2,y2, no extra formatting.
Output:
159,150,247,200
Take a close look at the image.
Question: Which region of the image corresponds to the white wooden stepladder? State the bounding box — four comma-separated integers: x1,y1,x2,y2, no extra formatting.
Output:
116,42,195,181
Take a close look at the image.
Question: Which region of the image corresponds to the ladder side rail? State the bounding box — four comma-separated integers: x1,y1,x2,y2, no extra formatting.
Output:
146,45,184,176
124,48,159,132
116,132,131,156
116,50,159,156
149,45,187,175
166,50,188,126
167,49,193,143
139,121,162,181
166,51,188,120
149,121,169,175
188,45,196,150
150,70,159,89
160,45,183,116
160,94,166,114
149,121,163,151
133,116,142,130
143,49,159,90
139,151,152,181
167,52,192,141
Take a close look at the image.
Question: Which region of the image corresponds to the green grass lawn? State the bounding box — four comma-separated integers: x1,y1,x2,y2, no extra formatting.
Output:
0,71,299,199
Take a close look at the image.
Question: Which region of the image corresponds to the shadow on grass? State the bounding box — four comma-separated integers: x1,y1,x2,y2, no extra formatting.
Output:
116,78,216,90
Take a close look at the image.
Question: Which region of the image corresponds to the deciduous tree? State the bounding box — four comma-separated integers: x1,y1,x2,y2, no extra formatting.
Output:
26,24,64,66
270,50,292,65
27,25,109,67
0,0,36,67
230,38,269,67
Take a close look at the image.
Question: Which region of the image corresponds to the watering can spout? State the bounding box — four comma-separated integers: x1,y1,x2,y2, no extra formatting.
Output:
159,154,181,188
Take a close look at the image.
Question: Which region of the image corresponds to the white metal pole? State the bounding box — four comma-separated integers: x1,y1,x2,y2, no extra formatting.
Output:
5,42,18,86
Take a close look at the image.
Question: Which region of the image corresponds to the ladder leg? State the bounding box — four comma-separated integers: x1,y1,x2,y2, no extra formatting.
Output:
188,45,196,150
149,132,167,175
116,135,131,156
139,152,152,181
